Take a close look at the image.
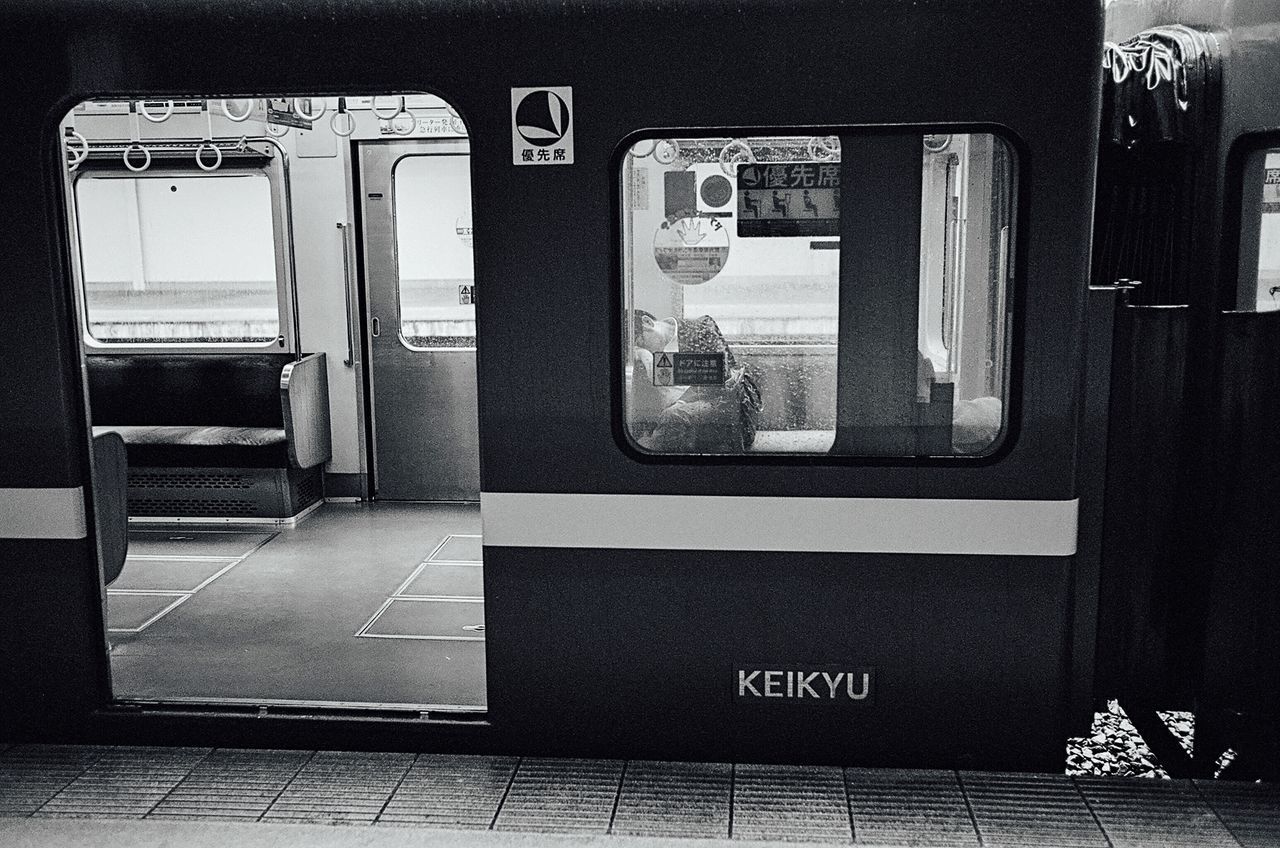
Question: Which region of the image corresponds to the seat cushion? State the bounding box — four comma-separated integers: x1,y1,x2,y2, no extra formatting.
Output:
748,429,837,453
93,425,289,468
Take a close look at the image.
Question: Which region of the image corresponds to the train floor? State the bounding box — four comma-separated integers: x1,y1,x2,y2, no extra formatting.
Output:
1,744,1279,847
105,502,485,711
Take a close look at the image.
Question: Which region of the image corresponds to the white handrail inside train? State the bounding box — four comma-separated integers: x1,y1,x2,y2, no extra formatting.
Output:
221,98,256,122
292,97,326,121
122,142,151,172
138,99,174,123
371,95,405,121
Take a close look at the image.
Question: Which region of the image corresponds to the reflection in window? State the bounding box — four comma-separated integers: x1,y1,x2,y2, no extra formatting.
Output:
393,154,475,348
75,173,280,343
619,132,1014,457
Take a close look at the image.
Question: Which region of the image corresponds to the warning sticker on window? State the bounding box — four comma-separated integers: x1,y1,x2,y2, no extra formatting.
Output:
652,352,726,386
737,162,840,237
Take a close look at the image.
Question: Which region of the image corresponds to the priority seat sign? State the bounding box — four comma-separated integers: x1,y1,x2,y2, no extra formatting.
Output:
737,162,840,237
511,87,574,165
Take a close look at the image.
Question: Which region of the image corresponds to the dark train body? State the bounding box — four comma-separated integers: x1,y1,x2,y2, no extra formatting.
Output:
0,0,1274,777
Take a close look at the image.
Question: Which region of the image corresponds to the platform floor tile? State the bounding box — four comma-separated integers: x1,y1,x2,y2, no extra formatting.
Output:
961,771,1107,847
260,751,414,825
147,748,314,821
34,746,210,819
732,764,851,843
1195,779,1280,848
1077,776,1239,848
845,768,980,846
492,757,624,833
609,760,732,839
377,754,517,828
0,745,106,816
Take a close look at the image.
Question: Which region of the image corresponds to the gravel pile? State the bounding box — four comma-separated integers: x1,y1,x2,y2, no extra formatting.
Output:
1066,701,1195,778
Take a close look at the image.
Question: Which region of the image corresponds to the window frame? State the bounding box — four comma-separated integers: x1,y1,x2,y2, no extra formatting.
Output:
67,152,297,355
612,123,1024,466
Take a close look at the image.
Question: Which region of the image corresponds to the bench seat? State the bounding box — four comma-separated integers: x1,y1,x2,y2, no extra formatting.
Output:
87,353,331,520
93,425,288,468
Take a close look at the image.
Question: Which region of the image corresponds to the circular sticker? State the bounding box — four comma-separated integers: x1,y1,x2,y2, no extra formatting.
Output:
653,216,730,285
455,213,474,247
700,174,734,209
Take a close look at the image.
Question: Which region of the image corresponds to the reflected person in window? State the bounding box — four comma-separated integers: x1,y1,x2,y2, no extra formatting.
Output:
630,310,761,453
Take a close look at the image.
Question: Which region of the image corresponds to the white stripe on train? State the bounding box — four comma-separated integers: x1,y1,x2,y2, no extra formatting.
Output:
480,492,1078,556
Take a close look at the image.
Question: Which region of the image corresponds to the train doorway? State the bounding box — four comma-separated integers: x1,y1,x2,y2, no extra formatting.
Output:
358,141,480,502
59,95,487,716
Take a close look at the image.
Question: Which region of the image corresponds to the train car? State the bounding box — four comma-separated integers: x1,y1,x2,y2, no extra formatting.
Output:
0,0,1148,772
1090,0,1280,780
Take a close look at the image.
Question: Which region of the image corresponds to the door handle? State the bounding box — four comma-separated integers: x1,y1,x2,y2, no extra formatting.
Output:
337,222,357,367
372,316,381,337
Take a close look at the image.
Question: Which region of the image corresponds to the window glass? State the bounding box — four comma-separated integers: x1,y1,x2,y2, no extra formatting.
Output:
75,173,280,343
1254,150,1280,311
393,154,475,348
619,132,1014,457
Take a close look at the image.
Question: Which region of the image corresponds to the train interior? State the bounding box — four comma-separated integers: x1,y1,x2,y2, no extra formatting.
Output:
66,96,485,713
63,97,1016,716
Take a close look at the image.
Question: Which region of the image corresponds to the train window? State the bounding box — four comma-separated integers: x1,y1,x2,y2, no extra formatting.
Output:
73,171,284,345
393,153,475,348
620,131,1014,457
1242,148,1280,311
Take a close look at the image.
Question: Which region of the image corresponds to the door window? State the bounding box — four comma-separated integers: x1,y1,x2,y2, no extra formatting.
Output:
392,154,476,349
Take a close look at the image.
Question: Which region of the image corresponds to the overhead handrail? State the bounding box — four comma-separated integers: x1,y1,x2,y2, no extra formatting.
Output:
719,139,755,176
654,139,680,165
123,143,152,172
630,139,657,159
195,102,222,171
124,103,150,171
195,144,223,171
807,135,840,162
292,96,326,121
63,128,89,171
138,99,174,123
372,95,405,121
221,98,256,122
330,97,356,137
392,108,418,136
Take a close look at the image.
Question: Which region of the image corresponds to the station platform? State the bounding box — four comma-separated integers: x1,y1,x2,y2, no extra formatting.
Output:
2,744,1279,847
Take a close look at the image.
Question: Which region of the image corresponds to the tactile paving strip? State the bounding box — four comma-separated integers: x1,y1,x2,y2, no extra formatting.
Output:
610,760,731,839
493,757,624,833
845,768,980,846
147,748,313,821
35,746,210,818
1194,780,1280,848
378,754,517,828
961,771,1107,847
261,750,414,825
732,764,851,842
1076,776,1239,848
0,745,105,816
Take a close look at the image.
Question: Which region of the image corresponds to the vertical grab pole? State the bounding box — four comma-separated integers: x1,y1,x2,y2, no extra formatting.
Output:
338,223,357,367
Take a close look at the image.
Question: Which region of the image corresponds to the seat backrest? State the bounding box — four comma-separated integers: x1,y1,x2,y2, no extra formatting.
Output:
87,354,292,427
92,431,128,585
